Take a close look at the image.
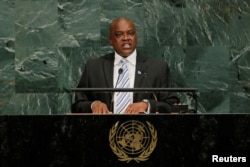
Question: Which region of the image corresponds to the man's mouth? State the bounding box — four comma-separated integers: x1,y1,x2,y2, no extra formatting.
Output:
122,43,131,49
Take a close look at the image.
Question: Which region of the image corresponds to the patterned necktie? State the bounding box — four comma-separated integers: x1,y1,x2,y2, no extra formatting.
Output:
115,59,130,114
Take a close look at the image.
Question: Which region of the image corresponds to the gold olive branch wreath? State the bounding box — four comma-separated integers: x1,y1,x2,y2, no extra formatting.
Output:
109,121,157,163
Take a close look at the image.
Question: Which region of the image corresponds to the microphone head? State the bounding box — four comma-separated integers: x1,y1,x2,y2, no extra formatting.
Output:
118,68,123,74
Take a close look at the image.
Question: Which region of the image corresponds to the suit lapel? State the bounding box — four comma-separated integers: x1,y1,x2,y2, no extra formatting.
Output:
102,53,114,88
134,53,148,101
134,53,148,88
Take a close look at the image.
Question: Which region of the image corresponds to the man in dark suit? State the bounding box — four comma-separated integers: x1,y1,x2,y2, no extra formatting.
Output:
72,17,179,114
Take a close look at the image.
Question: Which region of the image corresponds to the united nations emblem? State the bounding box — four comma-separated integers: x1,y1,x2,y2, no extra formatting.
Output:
109,120,157,163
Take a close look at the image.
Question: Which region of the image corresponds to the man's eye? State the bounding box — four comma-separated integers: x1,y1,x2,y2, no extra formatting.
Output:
115,34,122,37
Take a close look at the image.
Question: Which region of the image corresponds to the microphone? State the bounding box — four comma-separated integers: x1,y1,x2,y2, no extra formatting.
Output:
142,72,158,102
110,68,123,112
139,71,159,113
115,68,123,88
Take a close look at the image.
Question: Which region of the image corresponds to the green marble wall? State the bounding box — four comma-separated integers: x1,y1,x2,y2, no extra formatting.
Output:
0,0,249,114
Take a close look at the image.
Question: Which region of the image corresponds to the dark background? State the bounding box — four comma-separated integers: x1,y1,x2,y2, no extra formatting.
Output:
0,115,249,167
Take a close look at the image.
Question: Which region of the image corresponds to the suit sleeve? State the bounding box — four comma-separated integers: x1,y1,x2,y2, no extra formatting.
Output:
149,61,180,113
71,61,93,113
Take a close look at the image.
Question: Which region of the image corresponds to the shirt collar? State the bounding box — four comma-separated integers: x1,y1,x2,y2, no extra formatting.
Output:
114,49,137,66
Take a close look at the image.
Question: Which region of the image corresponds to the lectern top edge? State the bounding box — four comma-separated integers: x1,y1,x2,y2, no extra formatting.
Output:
71,88,198,92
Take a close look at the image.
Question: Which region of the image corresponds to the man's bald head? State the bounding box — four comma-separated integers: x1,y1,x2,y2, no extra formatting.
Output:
109,17,136,33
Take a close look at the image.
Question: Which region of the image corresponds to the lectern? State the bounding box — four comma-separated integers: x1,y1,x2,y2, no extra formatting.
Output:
71,88,198,113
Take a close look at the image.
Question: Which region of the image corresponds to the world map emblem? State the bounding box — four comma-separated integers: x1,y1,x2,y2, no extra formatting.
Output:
109,120,157,163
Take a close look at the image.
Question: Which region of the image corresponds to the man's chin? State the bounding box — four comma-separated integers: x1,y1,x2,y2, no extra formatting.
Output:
119,49,134,57
120,53,132,57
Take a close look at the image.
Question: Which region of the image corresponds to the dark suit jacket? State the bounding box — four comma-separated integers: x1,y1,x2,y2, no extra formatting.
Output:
71,52,179,113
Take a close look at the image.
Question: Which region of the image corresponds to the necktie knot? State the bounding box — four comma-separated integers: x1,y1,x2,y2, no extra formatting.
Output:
120,59,128,73
121,58,126,62
120,59,127,66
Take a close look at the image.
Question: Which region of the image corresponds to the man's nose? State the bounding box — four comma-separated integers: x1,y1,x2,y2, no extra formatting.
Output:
122,33,129,40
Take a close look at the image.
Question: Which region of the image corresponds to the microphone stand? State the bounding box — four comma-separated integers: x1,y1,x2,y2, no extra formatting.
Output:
142,72,159,113
110,68,123,113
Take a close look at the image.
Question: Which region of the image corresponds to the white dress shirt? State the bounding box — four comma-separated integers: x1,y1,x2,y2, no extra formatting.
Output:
113,50,136,113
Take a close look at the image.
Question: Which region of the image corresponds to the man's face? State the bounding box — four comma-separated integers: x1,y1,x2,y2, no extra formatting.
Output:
109,19,137,57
